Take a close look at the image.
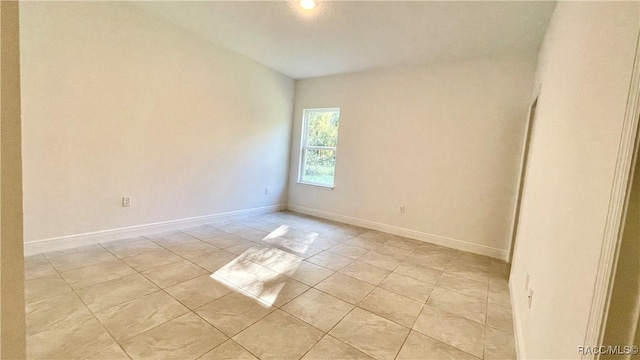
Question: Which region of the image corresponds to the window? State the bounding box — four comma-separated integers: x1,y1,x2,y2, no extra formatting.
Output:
298,108,340,188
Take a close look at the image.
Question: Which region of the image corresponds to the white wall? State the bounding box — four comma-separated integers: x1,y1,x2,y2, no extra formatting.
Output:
288,53,537,259
510,2,639,358
19,2,294,242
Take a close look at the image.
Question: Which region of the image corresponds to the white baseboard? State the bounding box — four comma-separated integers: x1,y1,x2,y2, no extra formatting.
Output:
287,204,509,261
24,204,286,256
510,279,526,359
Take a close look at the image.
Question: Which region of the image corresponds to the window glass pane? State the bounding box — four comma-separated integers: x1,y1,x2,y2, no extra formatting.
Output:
306,111,339,147
302,148,336,185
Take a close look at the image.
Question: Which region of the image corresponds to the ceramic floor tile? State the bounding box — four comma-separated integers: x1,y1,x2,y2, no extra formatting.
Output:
283,261,334,286
267,238,323,258
60,259,136,290
201,234,253,249
26,292,92,336
189,249,238,272
226,242,268,256
343,238,383,251
200,340,258,360
243,274,309,307
354,231,393,244
47,246,119,272
86,345,131,360
75,273,159,312
437,273,489,301
372,244,412,259
358,251,402,271
255,222,291,234
427,287,487,324
121,312,227,360
484,326,516,360
165,274,234,309
378,273,434,302
101,237,162,259
488,282,511,308
444,261,490,284
359,287,424,327
304,236,341,250
281,228,319,243
489,276,509,292
282,288,353,332
404,252,451,272
238,246,302,273
413,244,455,259
23,213,517,360
141,259,207,288
216,222,254,233
211,259,277,289
145,231,201,248
317,229,357,243
43,244,105,259
490,260,511,280
339,261,390,285
454,252,492,269
413,305,485,358
383,237,422,251
25,275,73,304
120,249,184,272
396,330,479,360
327,244,369,259
329,308,409,360
302,335,375,360
180,225,224,240
24,254,58,280
27,313,117,360
453,258,492,275
487,303,514,333
235,217,281,230
95,291,189,341
394,261,442,284
328,225,367,237
233,310,324,360
168,241,219,260
234,228,270,242
196,291,275,336
306,251,353,271
315,273,375,304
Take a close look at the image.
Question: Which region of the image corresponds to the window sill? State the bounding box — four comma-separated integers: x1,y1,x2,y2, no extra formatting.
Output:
297,181,334,190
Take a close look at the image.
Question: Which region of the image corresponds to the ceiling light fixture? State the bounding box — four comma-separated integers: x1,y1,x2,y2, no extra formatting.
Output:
299,0,317,10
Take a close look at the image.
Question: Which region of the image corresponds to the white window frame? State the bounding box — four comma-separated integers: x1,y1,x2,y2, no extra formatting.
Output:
298,107,340,189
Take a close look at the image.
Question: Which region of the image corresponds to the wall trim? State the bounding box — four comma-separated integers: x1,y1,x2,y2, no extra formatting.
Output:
24,204,286,256
508,89,542,264
583,33,640,357
288,204,509,261
510,280,526,359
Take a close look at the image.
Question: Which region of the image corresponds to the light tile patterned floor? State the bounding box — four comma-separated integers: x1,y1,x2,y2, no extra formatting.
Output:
24,211,516,360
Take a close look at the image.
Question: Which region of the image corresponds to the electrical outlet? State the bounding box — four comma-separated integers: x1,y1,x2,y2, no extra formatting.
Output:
264,187,269,195
525,273,530,291
527,288,534,309
122,196,131,207
399,206,405,214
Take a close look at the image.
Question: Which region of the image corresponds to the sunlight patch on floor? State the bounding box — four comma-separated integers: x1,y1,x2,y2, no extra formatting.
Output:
211,224,308,308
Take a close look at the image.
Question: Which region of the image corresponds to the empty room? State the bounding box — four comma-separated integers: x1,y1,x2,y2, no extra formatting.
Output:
1,0,639,359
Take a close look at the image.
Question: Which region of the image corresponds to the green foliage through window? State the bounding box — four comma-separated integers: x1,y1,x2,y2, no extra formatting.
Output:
306,111,339,147
300,109,340,186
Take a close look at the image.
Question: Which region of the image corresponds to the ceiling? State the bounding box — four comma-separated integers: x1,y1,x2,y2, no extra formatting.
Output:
133,1,556,79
